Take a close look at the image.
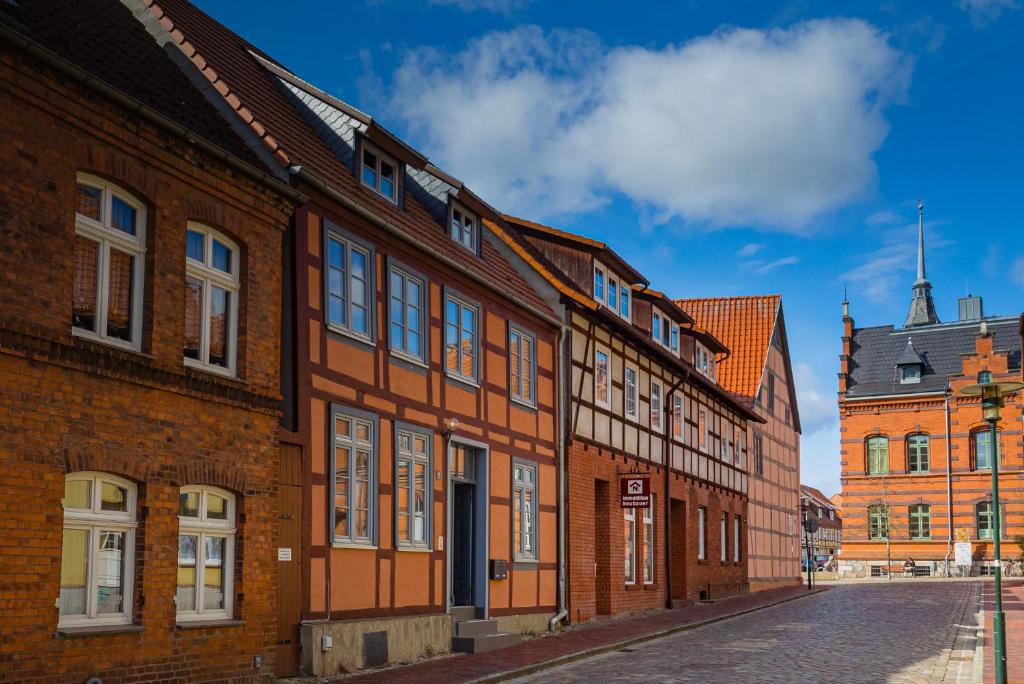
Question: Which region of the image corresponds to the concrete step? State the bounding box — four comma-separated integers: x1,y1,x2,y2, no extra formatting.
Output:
449,605,478,622
452,632,522,654
454,618,498,637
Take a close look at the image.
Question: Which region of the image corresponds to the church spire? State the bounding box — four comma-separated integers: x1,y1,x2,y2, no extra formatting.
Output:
904,199,940,327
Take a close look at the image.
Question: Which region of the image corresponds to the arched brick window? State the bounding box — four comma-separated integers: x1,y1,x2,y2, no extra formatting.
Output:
176,486,236,621
866,436,889,475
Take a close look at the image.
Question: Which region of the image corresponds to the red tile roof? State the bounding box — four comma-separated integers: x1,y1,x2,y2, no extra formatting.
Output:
137,0,553,318
675,295,781,401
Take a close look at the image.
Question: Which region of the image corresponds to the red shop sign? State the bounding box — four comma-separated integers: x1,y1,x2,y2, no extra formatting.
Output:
619,473,651,509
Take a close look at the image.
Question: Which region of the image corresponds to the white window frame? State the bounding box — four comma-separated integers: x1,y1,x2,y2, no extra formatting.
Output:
444,290,480,384
624,363,639,421
360,141,399,203
699,407,709,451
449,203,479,254
325,225,374,343
733,515,741,562
652,312,662,346
72,174,146,352
624,507,636,585
594,263,605,302
184,223,240,376
176,486,236,622
387,260,427,364
509,325,537,407
331,406,378,545
670,324,679,353
697,506,707,561
594,261,629,320
594,347,611,409
643,499,654,584
513,460,538,562
720,512,728,562
619,285,630,320
650,378,663,433
395,426,432,549
59,472,137,628
672,393,684,443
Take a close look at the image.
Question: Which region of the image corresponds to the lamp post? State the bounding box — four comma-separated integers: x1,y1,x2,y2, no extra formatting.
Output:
959,379,1024,684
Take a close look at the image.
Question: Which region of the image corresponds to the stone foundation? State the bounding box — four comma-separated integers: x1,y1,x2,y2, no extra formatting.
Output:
301,614,452,675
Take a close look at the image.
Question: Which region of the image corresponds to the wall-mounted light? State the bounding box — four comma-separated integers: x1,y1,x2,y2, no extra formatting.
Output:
443,417,461,441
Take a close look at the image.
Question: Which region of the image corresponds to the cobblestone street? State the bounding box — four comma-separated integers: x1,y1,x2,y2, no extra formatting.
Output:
510,581,982,684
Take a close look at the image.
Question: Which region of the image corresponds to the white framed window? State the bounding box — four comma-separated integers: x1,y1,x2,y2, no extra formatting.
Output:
720,512,728,562
444,291,480,383
73,174,146,351
672,393,684,442
513,460,538,561
450,203,479,254
594,261,629,320
594,347,610,409
510,326,537,406
59,472,137,627
619,285,630,320
652,313,662,345
643,498,654,584
594,264,605,302
388,262,426,363
608,274,618,311
696,343,710,377
724,423,734,462
670,324,679,353
733,515,741,562
360,142,398,203
396,427,431,548
737,431,747,469
624,507,636,584
697,506,707,560
650,378,663,432
325,226,373,341
184,224,240,375
624,364,638,421
699,408,709,451
177,486,235,621
332,407,377,544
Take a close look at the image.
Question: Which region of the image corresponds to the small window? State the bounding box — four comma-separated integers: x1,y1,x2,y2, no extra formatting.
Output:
388,264,426,363
733,515,742,562
608,276,618,310
396,428,431,548
643,498,654,584
670,324,679,353
59,473,137,627
650,378,663,432
624,507,636,584
697,506,707,560
866,436,889,475
594,348,610,408
325,227,373,341
900,365,921,384
444,292,480,383
766,373,775,412
976,501,995,540
909,504,931,540
450,204,478,254
594,266,605,302
624,364,638,421
619,286,630,320
73,175,146,350
185,225,240,375
868,504,888,540
513,461,538,561
360,143,397,203
177,486,235,621
652,313,661,345
978,370,992,384
907,434,929,473
509,326,537,406
720,512,728,562
672,394,683,442
699,408,708,451
332,409,377,544
973,429,1000,470
753,433,764,476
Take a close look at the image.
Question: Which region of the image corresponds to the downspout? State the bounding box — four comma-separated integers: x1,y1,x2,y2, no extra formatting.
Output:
549,320,570,631
944,387,954,574
663,374,687,610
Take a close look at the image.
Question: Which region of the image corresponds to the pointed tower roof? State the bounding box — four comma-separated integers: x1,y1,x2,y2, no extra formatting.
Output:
904,199,940,327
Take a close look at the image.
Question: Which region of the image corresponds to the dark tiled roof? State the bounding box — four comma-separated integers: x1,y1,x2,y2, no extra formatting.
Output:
141,0,552,317
0,0,265,169
846,316,1022,398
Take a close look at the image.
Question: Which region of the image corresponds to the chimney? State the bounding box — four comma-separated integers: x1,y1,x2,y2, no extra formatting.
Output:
958,295,983,321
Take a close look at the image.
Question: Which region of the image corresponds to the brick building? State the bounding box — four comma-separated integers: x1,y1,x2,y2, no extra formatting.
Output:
678,295,802,592
132,1,565,675
499,216,760,622
800,485,842,567
0,1,298,681
838,205,1023,578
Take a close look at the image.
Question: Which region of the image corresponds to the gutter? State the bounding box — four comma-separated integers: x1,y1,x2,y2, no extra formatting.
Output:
0,21,305,205
294,167,563,330
842,390,947,402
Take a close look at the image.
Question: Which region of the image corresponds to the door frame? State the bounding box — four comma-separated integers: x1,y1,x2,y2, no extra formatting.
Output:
445,435,489,618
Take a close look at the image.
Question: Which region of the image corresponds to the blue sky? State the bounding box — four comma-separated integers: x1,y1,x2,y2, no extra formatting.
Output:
195,0,1024,496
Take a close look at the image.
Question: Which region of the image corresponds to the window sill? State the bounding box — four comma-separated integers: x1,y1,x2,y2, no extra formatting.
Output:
389,352,429,373
72,330,150,358
184,359,239,382
58,624,145,638
396,546,433,553
331,541,378,551
510,398,538,412
696,559,709,565
176,619,244,630
445,373,480,391
325,324,376,352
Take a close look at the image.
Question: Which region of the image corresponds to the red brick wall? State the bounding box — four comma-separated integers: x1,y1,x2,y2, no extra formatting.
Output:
566,441,747,623
0,44,293,682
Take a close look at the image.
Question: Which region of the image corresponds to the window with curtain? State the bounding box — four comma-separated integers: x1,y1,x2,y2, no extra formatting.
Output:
177,486,235,621
509,326,536,405
396,429,431,548
185,225,240,375
513,461,538,561
867,436,889,475
332,410,376,543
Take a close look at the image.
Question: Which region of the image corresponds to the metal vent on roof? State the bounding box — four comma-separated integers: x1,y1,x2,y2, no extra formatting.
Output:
958,295,983,321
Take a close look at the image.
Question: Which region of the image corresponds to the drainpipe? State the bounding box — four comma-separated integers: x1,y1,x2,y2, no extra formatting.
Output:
944,388,954,574
549,321,570,631
663,375,687,610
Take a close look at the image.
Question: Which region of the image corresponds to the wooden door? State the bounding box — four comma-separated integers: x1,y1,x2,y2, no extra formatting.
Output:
275,444,303,677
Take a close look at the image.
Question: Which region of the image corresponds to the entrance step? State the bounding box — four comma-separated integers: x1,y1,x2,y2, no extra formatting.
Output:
454,618,499,638
449,605,479,622
452,631,522,654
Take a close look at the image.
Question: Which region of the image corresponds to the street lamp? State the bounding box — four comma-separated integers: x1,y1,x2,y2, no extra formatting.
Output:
959,378,1024,684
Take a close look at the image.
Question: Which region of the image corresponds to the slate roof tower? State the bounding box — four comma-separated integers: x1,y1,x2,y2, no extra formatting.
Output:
904,200,940,327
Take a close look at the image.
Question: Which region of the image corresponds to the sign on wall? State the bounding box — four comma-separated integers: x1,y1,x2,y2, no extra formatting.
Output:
954,541,973,568
619,473,651,508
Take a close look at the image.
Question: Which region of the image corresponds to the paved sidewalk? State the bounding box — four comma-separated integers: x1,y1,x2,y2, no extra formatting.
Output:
335,585,828,683
982,579,1024,684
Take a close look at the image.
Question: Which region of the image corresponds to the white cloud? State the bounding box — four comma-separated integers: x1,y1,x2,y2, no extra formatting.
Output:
1011,255,1024,287
959,0,1019,26
428,0,530,12
736,243,764,257
752,256,800,275
386,20,911,231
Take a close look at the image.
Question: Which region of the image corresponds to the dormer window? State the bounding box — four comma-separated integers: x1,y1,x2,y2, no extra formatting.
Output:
696,343,716,382
900,365,921,384
670,324,679,353
361,143,398,203
896,337,924,385
593,261,630,321
619,286,630,320
450,204,478,254
652,313,661,342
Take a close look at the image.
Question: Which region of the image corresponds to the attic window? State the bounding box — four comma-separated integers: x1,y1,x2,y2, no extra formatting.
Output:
978,370,992,384
899,365,921,384
450,204,478,254
361,143,398,203
593,261,630,321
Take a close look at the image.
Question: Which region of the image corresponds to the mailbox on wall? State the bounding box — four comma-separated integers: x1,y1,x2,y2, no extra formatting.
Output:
490,559,509,580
